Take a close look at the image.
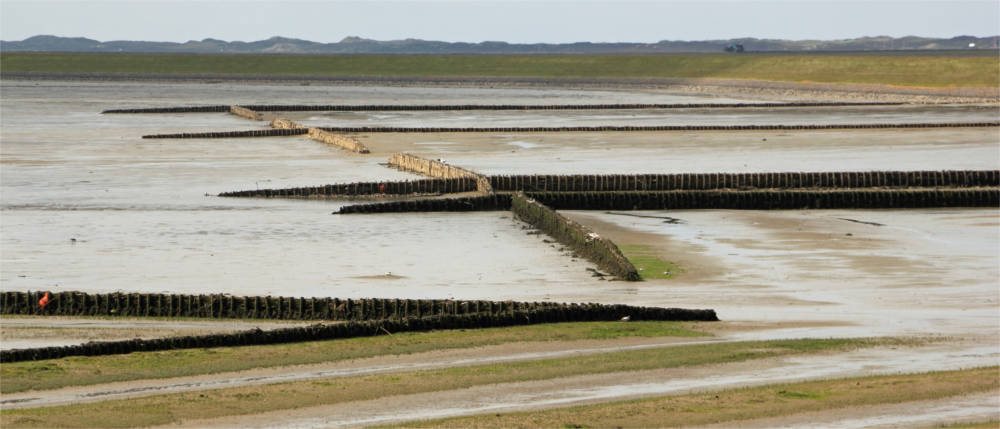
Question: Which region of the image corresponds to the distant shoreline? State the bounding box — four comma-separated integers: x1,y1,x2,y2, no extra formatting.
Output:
4,72,997,103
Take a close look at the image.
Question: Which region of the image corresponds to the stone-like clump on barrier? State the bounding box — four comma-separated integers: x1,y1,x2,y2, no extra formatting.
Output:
389,153,493,192
0,304,719,363
526,188,1000,211
336,194,512,214
219,178,480,198
511,193,640,281
229,105,262,121
270,118,305,129
307,128,371,154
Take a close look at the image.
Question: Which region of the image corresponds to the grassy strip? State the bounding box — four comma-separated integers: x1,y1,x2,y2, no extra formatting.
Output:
2,53,997,87
0,337,914,428
932,422,1000,429
0,321,704,394
405,367,999,428
619,245,683,280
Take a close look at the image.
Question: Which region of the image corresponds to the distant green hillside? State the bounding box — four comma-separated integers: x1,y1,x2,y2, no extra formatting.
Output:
2,52,997,88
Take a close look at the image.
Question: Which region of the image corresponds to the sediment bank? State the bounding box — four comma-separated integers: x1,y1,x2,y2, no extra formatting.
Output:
388,153,493,192
228,105,262,121
307,128,370,153
511,193,640,281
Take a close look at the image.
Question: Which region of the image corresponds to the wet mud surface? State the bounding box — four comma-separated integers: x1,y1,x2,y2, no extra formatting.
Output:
1,80,998,427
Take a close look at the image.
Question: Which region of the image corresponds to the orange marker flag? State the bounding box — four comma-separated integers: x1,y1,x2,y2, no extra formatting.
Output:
38,292,50,308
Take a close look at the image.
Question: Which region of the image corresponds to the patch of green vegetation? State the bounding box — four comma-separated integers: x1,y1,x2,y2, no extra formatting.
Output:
619,244,683,279
2,52,997,87
0,321,704,394
404,367,999,428
0,337,921,428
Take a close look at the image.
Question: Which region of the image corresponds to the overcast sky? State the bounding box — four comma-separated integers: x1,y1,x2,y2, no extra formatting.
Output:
2,0,998,43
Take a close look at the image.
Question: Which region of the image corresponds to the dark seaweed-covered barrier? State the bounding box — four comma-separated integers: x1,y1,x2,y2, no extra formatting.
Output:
526,189,1000,210
333,189,997,213
1,291,583,321
336,194,513,214
102,102,906,114
220,170,1000,199
0,304,718,363
313,122,1000,133
490,170,1000,192
102,106,230,114
142,128,308,139
511,193,640,281
141,122,1000,139
219,178,480,198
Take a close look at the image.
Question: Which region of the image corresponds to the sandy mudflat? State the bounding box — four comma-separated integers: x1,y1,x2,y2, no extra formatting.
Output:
1,79,998,427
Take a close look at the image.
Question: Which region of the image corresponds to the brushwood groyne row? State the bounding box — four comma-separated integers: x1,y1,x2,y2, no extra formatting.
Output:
102,102,906,114
512,193,640,281
141,122,1000,139
2,290,620,321
219,178,480,198
489,170,1000,192
143,128,309,139
528,189,999,210
1,305,718,363
227,171,999,199
334,188,998,214
336,194,513,214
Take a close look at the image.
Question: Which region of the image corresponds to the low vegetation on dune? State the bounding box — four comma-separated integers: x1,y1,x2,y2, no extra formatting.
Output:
404,367,999,428
2,52,997,87
1,337,920,428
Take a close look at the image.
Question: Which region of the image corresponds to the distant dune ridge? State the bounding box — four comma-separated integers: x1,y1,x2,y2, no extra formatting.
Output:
2,34,998,54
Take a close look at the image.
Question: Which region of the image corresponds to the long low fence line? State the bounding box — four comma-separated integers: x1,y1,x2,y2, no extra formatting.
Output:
101,102,907,114
333,188,997,213
319,122,1000,133
271,118,305,129
229,105,262,121
142,128,309,139
490,170,1000,192
217,170,1000,200
336,194,513,214
140,122,1000,139
2,290,609,321
308,128,371,153
101,105,230,114
512,193,640,281
1,305,719,363
526,188,1000,210
388,153,493,192
219,178,480,198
